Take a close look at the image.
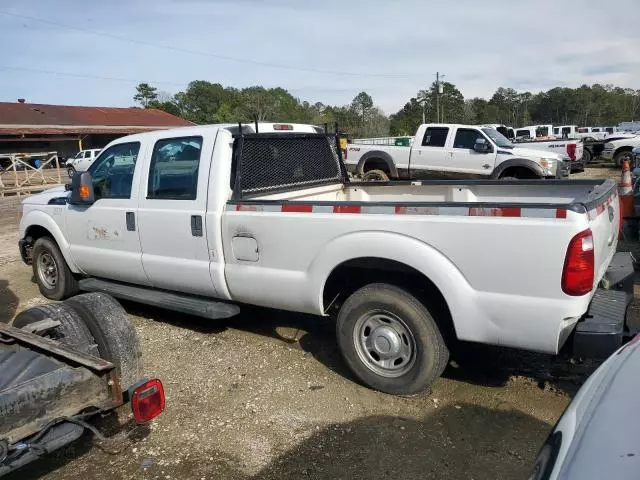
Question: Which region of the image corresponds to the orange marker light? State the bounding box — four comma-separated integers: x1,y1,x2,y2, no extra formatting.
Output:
79,185,90,198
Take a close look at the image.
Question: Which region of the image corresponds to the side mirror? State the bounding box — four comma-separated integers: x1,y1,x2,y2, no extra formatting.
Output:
69,171,95,205
473,139,490,153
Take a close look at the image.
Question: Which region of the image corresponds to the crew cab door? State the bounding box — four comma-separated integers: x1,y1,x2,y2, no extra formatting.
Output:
65,141,150,285
445,127,497,178
408,126,449,177
136,134,219,297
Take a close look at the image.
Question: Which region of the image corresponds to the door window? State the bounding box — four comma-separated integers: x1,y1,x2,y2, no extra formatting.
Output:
453,129,486,150
147,136,202,200
88,142,140,199
84,151,92,158
421,127,449,147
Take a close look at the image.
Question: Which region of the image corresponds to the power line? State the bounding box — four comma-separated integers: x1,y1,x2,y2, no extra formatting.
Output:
0,64,189,87
0,10,422,79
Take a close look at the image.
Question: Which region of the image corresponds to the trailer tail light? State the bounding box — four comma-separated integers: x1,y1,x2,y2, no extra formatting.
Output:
273,124,293,131
567,143,576,161
131,379,165,424
562,229,594,296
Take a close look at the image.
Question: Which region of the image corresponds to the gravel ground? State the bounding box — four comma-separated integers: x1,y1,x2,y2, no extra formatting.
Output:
1,168,638,480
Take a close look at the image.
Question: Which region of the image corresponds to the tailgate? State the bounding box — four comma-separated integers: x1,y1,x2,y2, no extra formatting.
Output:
583,182,619,286
575,141,584,161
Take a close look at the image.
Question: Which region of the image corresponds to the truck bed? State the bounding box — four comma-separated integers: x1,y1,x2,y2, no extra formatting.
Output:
250,178,616,212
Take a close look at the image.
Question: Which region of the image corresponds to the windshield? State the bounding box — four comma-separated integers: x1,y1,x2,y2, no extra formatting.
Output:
482,128,514,149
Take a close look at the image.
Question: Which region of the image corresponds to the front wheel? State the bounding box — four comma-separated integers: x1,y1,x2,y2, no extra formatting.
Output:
67,165,76,177
32,237,78,300
614,150,633,167
336,283,449,395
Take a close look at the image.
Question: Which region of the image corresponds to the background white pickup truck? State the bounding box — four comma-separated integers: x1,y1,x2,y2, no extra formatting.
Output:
345,124,571,181
601,135,640,166
18,122,632,395
65,149,102,177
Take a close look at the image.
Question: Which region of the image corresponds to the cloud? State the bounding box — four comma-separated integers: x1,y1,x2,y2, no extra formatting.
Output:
1,0,639,114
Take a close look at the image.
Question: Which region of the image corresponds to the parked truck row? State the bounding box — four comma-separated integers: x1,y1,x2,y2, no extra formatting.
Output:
18,122,634,396
344,123,573,181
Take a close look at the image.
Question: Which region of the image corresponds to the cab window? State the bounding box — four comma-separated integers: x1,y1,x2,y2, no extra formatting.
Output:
421,127,449,147
453,129,486,150
88,142,140,199
148,136,202,200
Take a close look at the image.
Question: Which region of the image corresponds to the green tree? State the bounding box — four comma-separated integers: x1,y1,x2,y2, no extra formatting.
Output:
133,83,158,108
350,92,374,126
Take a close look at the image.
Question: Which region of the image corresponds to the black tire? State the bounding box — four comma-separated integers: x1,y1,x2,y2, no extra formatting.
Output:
12,303,99,356
361,169,390,181
67,165,76,178
32,237,79,301
582,149,592,164
336,283,449,395
614,150,633,167
64,293,143,390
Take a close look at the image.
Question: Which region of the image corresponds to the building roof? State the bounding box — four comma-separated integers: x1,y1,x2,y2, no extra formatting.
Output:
0,102,193,135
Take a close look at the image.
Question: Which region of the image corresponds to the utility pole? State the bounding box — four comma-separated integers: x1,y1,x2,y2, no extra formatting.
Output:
435,72,445,123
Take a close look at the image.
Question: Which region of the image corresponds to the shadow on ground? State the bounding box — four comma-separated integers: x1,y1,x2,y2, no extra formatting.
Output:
8,405,548,479
0,279,19,323
119,299,598,398
4,413,151,480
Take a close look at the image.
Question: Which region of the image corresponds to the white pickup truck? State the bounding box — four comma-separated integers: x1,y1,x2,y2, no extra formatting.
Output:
601,135,640,166
18,122,633,395
345,123,572,181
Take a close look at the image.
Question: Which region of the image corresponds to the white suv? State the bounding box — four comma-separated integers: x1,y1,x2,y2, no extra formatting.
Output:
66,149,101,177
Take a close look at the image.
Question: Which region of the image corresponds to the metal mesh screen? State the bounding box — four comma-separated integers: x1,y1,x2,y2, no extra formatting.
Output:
235,134,344,197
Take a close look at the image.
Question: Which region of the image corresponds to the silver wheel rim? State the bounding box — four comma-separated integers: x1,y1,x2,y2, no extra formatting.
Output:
353,310,416,378
37,252,58,289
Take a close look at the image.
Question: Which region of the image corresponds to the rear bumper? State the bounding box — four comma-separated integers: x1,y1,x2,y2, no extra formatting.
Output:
572,252,635,358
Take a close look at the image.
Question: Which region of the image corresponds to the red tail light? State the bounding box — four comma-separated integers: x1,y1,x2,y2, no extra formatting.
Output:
343,148,347,160
131,379,165,423
567,143,576,161
273,124,293,131
562,229,594,296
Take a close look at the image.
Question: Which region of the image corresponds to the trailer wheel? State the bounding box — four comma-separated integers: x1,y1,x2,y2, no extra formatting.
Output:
12,303,99,357
32,236,78,300
65,293,143,390
336,283,449,395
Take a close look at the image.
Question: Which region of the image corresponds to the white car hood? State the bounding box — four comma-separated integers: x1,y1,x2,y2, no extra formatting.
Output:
21,185,69,205
508,146,561,160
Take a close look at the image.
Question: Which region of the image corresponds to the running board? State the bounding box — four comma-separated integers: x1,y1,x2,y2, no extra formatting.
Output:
78,278,240,320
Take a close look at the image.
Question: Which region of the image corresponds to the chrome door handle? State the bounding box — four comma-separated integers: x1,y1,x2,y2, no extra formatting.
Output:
483,164,491,169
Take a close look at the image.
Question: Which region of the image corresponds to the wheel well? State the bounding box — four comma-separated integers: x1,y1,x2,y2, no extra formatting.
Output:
614,146,632,157
25,225,54,244
322,257,456,341
500,166,540,179
362,158,390,173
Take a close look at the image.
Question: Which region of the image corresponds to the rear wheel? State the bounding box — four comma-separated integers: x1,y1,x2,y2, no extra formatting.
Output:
361,169,390,181
582,149,592,164
32,237,78,300
336,283,449,395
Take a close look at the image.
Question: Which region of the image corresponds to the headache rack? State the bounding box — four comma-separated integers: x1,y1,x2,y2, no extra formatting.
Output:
231,127,348,200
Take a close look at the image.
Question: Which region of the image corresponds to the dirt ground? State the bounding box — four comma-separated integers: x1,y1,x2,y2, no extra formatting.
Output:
0,167,637,480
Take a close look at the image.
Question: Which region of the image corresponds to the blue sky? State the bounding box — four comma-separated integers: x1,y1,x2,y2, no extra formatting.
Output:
1,0,639,114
